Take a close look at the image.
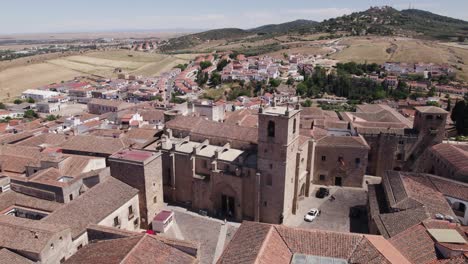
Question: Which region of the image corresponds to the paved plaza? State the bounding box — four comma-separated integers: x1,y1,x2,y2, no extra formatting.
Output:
285,186,369,233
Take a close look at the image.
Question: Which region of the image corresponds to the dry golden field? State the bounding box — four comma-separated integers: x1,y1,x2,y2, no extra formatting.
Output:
0,63,79,101
0,50,197,101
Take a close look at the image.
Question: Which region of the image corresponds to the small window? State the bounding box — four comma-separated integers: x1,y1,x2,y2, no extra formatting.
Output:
263,201,267,207
113,216,120,227
153,196,157,204
128,205,133,216
396,154,403,161
77,244,83,250
293,118,297,134
202,160,208,169
321,156,326,161
266,174,273,186
338,156,344,163
355,158,361,168
319,175,325,181
399,140,404,145
60,258,66,264
50,243,54,249
267,121,275,137
269,164,273,169
69,194,73,201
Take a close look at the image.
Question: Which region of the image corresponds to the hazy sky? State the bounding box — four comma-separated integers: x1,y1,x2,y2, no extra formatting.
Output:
1,0,467,34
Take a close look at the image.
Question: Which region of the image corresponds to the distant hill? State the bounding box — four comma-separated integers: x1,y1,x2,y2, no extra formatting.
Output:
317,6,468,39
249,19,318,34
160,20,318,51
161,6,468,51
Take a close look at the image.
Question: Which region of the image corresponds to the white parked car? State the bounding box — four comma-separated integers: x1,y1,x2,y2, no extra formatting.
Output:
304,208,320,222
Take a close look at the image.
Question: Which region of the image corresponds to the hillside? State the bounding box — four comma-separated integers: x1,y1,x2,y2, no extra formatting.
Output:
250,19,318,35
317,6,468,40
160,20,318,51
160,6,468,52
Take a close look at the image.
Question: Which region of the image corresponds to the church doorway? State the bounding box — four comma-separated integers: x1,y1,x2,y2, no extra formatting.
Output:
221,195,235,219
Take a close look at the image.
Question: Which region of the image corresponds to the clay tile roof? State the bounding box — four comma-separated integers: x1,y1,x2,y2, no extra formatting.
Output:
316,135,370,149
0,248,34,264
219,222,409,264
15,133,69,148
60,135,127,155
0,191,62,213
43,177,138,238
0,215,70,254
415,106,449,114
428,176,468,201
390,224,438,264
65,235,197,264
430,143,468,173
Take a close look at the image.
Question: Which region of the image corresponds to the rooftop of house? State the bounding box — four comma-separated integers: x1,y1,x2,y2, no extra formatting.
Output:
65,234,198,264
430,143,468,174
316,135,370,149
60,135,128,155
0,248,34,264
415,106,449,115
0,215,70,255
109,149,159,163
0,190,63,214
390,219,468,264
218,221,410,264
88,98,134,109
14,133,69,148
42,177,138,238
342,104,413,135
369,171,460,239
166,116,258,145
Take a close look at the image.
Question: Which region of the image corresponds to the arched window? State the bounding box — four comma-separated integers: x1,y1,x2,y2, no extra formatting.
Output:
293,118,297,134
268,120,275,138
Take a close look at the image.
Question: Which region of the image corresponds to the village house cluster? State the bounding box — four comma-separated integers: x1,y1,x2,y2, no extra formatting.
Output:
0,52,467,263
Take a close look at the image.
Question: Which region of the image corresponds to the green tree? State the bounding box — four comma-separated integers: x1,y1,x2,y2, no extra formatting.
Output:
301,99,312,107
216,59,229,71
286,77,295,85
175,64,188,71
27,97,35,103
269,79,281,88
427,87,436,97
199,61,213,70
13,99,22,104
0,103,5,109
45,115,60,121
210,72,222,87
24,110,38,119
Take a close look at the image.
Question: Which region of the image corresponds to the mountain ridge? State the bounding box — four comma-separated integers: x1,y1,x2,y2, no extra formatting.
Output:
161,6,468,51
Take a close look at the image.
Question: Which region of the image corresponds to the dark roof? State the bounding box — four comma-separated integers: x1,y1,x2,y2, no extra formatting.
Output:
43,177,138,238
65,234,197,264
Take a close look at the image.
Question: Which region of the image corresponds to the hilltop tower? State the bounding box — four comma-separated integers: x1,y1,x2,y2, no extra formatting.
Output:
257,105,301,224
